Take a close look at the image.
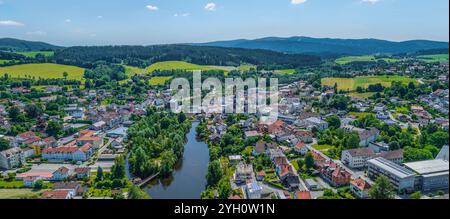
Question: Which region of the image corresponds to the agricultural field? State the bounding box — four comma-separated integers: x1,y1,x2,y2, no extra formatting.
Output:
335,55,399,65
417,54,449,63
146,61,232,73
0,63,85,81
321,75,418,91
13,51,55,58
0,189,44,199
123,65,146,76
149,76,173,86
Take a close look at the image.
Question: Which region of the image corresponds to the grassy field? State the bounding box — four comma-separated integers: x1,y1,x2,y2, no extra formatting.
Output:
417,54,449,63
238,64,256,72
146,61,232,73
312,144,334,152
335,55,399,65
10,51,55,58
321,75,418,91
0,189,44,199
123,65,146,76
149,76,173,86
0,59,14,64
0,63,85,80
347,92,376,99
274,69,296,74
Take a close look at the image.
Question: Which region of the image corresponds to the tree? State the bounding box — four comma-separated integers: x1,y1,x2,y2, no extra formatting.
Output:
25,104,42,119
0,138,10,151
428,131,449,147
206,160,223,186
8,107,21,122
304,152,315,170
178,112,187,123
388,141,400,150
410,191,422,199
46,121,63,137
369,175,395,199
344,132,360,149
326,115,341,129
111,156,126,179
128,185,150,199
63,72,68,80
160,150,176,176
218,178,231,199
34,180,44,190
96,166,104,181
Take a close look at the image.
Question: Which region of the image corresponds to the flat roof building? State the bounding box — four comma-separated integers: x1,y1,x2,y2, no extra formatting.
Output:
404,159,449,193
367,157,416,193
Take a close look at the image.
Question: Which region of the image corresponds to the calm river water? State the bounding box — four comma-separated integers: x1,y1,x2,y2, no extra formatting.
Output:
144,122,210,199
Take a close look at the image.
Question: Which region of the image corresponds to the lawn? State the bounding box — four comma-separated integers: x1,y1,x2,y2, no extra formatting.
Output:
0,63,85,81
0,189,44,199
347,92,376,99
149,76,173,86
335,55,399,65
0,180,24,188
312,144,334,152
321,75,418,91
14,51,55,58
146,61,231,73
417,54,449,63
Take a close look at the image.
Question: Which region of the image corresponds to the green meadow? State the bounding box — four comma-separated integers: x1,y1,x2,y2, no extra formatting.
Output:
335,55,400,65
321,75,418,91
123,65,147,76
274,69,296,74
146,61,232,73
0,63,85,80
13,51,55,58
149,76,173,86
417,54,449,63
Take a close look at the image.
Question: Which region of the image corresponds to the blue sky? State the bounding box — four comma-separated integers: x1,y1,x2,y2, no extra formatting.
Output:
0,0,448,46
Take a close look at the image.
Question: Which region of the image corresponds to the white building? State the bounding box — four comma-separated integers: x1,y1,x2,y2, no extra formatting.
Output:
341,148,375,169
0,147,25,170
246,180,262,199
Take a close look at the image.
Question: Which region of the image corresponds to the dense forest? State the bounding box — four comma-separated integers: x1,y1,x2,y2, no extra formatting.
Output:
127,108,191,178
51,45,322,69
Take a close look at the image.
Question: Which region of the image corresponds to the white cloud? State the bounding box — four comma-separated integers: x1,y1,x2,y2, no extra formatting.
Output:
64,18,72,23
26,30,47,36
174,13,190,17
0,20,25,26
146,5,159,11
205,3,216,11
97,15,103,19
361,0,380,4
291,0,307,5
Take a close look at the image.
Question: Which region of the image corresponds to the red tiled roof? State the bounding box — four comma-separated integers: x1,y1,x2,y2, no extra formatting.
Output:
351,177,371,191
295,191,312,199
41,190,70,199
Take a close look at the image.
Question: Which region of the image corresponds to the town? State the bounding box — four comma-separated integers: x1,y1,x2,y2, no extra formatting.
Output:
0,42,448,200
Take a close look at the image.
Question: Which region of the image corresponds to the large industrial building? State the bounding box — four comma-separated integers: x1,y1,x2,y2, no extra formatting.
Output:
404,159,449,193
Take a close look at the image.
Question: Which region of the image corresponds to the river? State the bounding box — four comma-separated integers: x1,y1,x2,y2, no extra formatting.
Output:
144,122,210,199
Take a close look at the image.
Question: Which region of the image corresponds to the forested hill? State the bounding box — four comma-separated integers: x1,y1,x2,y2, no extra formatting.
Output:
0,38,62,51
52,45,322,69
194,36,449,56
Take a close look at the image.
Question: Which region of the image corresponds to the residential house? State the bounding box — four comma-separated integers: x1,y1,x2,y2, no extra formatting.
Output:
52,166,70,181
234,163,253,184
294,191,312,199
0,147,25,170
245,180,262,199
318,161,352,187
74,167,91,179
293,142,308,155
350,177,371,199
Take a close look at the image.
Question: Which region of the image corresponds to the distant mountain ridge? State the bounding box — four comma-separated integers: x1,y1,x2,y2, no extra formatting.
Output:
193,36,449,56
0,38,63,51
